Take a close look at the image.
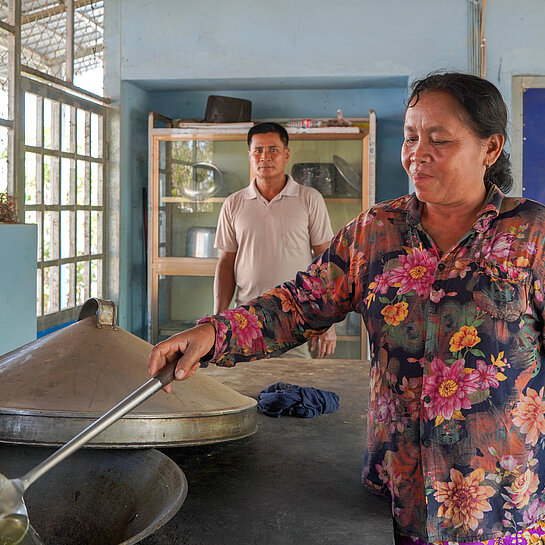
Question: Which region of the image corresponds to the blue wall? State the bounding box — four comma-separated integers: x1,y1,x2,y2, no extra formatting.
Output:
105,0,545,336
147,83,409,201
118,81,153,337
0,224,37,354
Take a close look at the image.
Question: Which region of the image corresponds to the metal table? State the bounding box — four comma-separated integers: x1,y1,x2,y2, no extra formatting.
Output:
141,358,393,545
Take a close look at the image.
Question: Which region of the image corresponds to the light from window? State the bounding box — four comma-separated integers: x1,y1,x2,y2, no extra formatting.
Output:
0,126,7,193
23,82,105,324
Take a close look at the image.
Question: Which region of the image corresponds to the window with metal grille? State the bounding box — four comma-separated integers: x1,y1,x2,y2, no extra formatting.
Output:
23,77,106,327
0,5,15,197
1,0,109,331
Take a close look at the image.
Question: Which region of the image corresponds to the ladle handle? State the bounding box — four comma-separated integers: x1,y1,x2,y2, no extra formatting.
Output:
18,360,178,491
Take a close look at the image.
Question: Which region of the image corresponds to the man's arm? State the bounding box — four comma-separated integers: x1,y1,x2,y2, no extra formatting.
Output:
312,241,329,258
214,250,237,314
310,241,337,358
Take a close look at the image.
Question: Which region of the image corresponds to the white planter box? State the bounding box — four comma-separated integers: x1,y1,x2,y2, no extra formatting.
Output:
0,223,37,355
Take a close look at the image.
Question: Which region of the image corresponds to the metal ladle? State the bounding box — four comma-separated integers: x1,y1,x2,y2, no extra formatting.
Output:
0,359,178,545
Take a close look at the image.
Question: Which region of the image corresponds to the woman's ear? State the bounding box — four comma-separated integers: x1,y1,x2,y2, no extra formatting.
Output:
485,134,504,166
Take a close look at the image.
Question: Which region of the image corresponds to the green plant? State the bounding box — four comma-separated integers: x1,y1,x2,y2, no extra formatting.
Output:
0,191,17,223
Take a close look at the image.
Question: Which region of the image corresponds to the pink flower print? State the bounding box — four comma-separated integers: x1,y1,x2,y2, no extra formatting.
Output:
373,269,393,294
448,260,472,279
388,247,439,297
472,360,500,390
224,308,262,349
474,208,496,233
430,288,445,303
369,366,382,402
422,358,479,423
375,452,401,497
301,275,327,301
512,387,545,446
214,319,230,353
198,316,229,355
480,232,516,263
504,469,539,509
407,356,426,368
524,241,538,255
499,455,518,472
523,498,545,525
307,261,328,277
376,390,397,425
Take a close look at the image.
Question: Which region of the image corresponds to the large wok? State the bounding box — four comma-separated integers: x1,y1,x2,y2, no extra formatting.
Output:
0,446,187,545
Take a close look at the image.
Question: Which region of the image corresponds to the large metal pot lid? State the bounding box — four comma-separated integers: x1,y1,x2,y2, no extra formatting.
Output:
0,298,257,448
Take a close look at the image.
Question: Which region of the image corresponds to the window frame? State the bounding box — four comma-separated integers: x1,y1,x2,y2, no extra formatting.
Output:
2,0,113,332
21,76,108,329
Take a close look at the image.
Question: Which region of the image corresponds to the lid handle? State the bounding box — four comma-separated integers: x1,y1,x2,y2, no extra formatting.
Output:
78,298,117,329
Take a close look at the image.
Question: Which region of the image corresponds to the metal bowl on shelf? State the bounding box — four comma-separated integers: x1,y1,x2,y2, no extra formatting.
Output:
333,155,362,196
179,162,224,201
291,163,336,196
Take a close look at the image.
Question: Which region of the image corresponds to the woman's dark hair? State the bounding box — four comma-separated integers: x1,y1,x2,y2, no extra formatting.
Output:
407,72,512,193
247,122,289,148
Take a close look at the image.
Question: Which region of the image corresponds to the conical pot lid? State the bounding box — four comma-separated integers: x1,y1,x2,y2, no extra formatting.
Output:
0,298,257,448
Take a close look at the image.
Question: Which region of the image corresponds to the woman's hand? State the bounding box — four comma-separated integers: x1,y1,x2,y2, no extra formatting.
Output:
147,322,216,393
310,325,337,359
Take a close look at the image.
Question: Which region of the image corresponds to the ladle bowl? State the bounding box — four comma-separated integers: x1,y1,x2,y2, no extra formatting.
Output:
0,360,179,545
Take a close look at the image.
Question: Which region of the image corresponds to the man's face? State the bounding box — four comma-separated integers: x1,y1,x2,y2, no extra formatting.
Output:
248,132,290,181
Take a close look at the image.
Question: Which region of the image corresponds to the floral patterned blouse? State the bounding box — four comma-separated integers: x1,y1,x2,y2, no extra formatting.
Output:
200,185,545,543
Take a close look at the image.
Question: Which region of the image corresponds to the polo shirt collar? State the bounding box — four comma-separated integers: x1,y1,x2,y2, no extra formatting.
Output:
243,175,300,201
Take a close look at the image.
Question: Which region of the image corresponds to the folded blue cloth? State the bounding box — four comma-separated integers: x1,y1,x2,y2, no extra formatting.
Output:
258,381,340,418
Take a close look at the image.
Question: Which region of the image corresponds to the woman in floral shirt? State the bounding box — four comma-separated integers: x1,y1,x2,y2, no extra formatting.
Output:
148,73,545,545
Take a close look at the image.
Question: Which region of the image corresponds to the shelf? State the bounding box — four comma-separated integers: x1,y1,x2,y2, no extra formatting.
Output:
161,195,361,205
149,110,376,361
159,320,197,337
162,196,226,204
336,335,360,342
324,196,361,203
151,128,368,141
152,258,217,276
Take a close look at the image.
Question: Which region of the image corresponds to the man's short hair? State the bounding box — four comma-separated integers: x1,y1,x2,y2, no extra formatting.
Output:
247,122,289,148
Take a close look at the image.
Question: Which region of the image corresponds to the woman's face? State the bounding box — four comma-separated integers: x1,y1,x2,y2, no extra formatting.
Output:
401,90,502,209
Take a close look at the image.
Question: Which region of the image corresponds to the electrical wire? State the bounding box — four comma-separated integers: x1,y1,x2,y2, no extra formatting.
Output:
480,0,487,78
468,0,487,78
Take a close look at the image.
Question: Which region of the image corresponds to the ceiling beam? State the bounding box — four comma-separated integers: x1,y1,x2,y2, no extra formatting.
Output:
22,0,100,25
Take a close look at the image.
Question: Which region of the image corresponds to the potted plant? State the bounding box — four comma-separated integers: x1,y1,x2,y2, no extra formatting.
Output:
0,191,17,224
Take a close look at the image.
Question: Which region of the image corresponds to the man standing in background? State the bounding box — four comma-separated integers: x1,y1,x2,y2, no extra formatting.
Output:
213,122,336,358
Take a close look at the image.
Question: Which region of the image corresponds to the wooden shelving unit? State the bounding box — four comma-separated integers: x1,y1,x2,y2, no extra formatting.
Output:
148,111,376,359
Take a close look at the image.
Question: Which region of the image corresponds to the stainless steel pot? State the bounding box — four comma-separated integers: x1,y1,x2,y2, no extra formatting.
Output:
0,446,187,545
186,226,219,258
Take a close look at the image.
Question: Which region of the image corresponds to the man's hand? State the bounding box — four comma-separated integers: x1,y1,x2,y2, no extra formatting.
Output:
309,325,337,359
148,322,216,393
